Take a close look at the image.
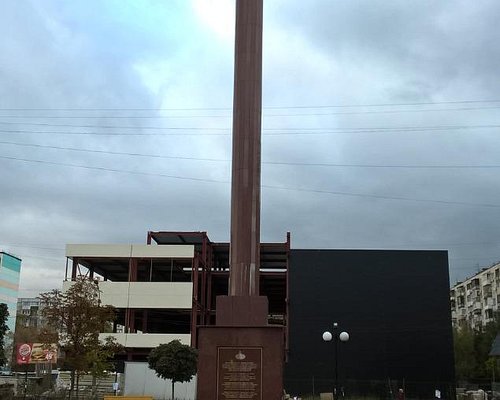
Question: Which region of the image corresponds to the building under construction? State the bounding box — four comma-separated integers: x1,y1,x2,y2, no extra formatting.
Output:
64,231,289,358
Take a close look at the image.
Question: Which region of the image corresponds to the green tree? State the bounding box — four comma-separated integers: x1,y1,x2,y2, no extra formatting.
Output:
476,318,500,379
148,340,198,400
454,314,500,381
83,335,124,398
40,278,122,399
0,303,9,367
454,326,476,380
485,357,499,382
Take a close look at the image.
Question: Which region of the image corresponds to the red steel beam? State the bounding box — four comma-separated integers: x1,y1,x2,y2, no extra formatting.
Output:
191,256,199,347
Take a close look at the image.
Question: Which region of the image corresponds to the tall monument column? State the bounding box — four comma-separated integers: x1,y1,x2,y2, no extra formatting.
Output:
229,0,263,297
197,1,285,398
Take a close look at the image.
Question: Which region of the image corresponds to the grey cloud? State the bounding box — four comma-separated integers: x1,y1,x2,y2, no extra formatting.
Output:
2,1,500,295
272,0,500,95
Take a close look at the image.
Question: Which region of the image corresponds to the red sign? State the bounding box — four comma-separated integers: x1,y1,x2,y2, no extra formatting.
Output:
16,343,58,365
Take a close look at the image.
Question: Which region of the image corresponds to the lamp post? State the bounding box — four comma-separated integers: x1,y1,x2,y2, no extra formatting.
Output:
323,322,349,400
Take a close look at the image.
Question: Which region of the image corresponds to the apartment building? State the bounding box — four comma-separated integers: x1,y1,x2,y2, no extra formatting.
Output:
0,251,22,331
16,297,45,329
450,261,500,329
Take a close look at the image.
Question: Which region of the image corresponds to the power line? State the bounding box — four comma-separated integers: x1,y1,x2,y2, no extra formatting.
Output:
2,124,500,136
265,161,500,169
334,241,500,248
0,128,229,136
266,105,500,117
1,105,500,118
268,99,500,109
0,114,231,119
1,154,500,208
2,99,500,111
2,140,500,169
0,121,230,131
450,256,500,262
2,120,500,132
0,140,228,162
18,254,64,261
0,243,64,251
0,154,227,184
261,184,500,208
4,241,499,251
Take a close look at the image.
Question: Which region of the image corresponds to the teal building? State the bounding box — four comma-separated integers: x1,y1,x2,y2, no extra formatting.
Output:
0,252,22,332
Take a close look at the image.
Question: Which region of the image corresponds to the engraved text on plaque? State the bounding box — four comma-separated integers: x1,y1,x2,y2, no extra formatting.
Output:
217,347,262,400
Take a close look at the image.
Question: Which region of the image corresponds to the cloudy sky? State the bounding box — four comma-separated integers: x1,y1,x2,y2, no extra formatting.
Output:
1,0,500,296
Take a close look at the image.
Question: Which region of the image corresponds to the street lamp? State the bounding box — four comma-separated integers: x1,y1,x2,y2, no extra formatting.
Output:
323,323,349,399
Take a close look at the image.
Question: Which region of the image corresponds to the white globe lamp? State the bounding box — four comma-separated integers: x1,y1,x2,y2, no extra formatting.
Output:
339,331,349,342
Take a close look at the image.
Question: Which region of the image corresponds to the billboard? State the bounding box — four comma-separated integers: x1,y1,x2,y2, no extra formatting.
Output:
16,343,58,364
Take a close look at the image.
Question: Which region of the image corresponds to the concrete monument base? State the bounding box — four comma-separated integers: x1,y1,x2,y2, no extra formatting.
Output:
196,296,284,400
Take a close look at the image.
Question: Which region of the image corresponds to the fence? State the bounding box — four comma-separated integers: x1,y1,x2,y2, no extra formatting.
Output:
4,371,122,400
0,383,14,400
284,377,457,400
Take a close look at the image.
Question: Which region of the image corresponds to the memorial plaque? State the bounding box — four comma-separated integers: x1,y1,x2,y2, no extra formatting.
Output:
217,347,262,400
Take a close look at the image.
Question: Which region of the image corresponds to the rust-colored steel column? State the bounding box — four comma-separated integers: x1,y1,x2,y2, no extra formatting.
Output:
229,0,263,297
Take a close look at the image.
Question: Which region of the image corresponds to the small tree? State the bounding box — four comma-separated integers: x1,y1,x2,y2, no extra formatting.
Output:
148,340,198,400
40,278,122,399
0,303,9,367
454,326,476,380
86,335,124,398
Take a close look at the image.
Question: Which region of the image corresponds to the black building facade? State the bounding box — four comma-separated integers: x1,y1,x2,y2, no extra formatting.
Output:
285,249,455,398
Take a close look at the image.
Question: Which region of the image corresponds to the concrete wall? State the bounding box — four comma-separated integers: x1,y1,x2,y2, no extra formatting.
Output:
99,282,192,309
66,244,194,259
99,333,190,348
124,362,196,400
62,281,193,309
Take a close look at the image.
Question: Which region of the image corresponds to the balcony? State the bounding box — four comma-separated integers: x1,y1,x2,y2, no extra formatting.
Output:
485,298,495,308
484,283,493,289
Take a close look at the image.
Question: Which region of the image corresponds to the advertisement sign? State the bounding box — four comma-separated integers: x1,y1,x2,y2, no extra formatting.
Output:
16,343,58,364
